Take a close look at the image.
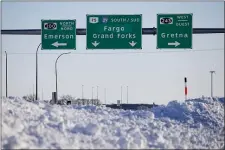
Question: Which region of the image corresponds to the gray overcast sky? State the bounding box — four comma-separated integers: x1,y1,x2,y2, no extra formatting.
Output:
1,1,224,104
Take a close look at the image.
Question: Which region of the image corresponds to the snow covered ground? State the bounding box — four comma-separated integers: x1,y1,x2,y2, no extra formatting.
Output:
1,96,224,149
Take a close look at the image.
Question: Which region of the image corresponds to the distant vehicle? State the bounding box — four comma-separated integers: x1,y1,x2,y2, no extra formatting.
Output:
56,99,71,105
67,101,72,105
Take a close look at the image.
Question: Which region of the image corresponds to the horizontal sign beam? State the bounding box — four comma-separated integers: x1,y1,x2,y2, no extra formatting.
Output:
1,28,225,35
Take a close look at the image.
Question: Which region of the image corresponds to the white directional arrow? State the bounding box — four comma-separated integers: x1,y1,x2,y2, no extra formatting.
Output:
129,41,137,47
92,41,100,47
52,41,67,47
168,41,180,47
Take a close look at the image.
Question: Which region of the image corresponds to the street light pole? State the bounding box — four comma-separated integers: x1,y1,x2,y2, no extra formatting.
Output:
91,86,94,105
42,88,44,100
121,86,123,104
5,51,8,98
92,87,94,100
33,84,35,101
104,88,106,105
82,85,84,99
96,86,99,100
210,70,216,98
55,52,71,103
36,43,41,100
127,86,128,104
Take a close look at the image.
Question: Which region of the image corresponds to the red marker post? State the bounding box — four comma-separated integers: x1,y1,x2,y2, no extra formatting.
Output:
184,77,187,100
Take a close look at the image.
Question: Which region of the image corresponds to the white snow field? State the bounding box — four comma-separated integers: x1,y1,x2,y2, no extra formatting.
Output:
2,97,224,149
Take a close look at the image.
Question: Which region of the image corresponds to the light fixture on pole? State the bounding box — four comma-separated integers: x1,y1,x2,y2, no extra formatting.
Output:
55,52,71,103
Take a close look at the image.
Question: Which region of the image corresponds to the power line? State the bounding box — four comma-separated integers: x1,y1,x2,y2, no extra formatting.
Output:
5,48,224,55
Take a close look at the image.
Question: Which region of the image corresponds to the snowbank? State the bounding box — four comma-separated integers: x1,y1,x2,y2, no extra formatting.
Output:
151,97,224,129
1,97,224,149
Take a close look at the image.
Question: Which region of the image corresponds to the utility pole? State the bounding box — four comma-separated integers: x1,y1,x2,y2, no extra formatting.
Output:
210,71,216,98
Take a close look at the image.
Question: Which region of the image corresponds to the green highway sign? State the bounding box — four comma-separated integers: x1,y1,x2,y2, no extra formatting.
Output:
157,14,193,49
41,20,76,50
86,14,142,49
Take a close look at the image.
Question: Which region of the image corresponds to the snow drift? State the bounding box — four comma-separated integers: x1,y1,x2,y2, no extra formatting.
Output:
1,97,224,149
